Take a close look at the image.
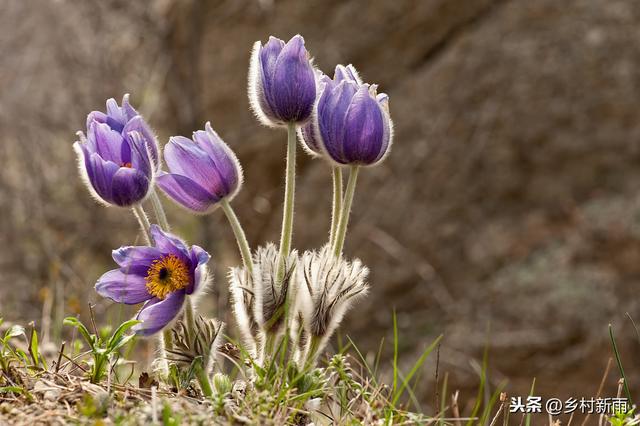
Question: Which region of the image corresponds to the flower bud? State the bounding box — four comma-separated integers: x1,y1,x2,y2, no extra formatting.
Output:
309,65,393,166
157,122,243,214
248,35,316,126
298,64,364,157
74,95,157,207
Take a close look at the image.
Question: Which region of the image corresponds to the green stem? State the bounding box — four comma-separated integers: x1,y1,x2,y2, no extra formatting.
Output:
194,358,213,398
329,167,343,246
277,123,297,282
149,190,170,231
221,200,254,276
131,204,152,246
332,166,360,257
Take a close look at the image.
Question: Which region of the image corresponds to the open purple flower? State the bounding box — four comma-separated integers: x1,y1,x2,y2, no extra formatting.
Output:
248,35,316,126
312,66,393,166
298,64,363,157
157,122,243,214
95,225,210,336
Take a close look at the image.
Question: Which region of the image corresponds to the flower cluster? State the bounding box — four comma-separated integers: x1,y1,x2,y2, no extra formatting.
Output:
73,33,393,396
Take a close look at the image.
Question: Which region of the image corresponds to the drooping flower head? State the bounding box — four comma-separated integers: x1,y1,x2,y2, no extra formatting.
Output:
298,64,364,157
74,95,159,206
157,122,243,214
305,65,393,166
298,246,369,344
248,35,317,126
95,225,210,336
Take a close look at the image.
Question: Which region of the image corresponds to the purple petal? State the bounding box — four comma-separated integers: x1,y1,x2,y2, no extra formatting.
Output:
188,244,210,295
110,167,150,206
91,122,127,164
127,131,153,178
192,123,241,196
259,37,286,105
164,136,222,190
123,116,159,169
106,98,126,123
333,64,362,85
377,94,393,163
134,292,186,336
112,246,162,269
249,40,277,124
342,86,385,164
268,35,316,122
298,122,322,156
86,111,108,129
75,142,95,185
88,153,120,203
149,224,191,262
95,269,151,305
157,173,220,213
317,81,358,164
121,94,139,122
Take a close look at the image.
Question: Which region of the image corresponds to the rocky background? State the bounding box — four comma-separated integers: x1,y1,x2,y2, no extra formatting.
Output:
2,0,640,412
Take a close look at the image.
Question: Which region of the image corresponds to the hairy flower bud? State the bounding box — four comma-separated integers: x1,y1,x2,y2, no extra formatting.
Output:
157,122,243,214
248,35,316,126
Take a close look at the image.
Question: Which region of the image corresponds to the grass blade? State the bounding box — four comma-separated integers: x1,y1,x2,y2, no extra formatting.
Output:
609,324,633,405
392,334,443,405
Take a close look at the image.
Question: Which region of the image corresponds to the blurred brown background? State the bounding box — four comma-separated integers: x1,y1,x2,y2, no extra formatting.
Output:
2,0,640,413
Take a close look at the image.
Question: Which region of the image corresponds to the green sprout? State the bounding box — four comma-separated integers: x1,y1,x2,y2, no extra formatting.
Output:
64,316,139,384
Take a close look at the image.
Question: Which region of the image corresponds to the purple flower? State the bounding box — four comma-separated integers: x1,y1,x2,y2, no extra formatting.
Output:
95,225,210,336
74,96,158,207
298,65,363,157
306,65,393,166
248,35,316,126
157,122,243,214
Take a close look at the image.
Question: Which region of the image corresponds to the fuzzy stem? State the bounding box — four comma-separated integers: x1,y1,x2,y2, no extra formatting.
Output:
131,204,152,245
162,329,173,352
332,166,360,257
277,123,297,282
184,297,197,345
221,200,254,276
329,167,343,246
304,335,323,369
149,190,170,231
262,332,276,363
194,358,213,398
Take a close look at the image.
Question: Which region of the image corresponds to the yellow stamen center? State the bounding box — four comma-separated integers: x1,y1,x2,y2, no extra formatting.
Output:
121,162,133,168
145,255,190,300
